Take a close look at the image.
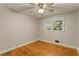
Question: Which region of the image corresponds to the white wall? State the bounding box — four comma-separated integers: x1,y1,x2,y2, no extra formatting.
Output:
38,12,78,48
0,7,38,53
77,9,79,50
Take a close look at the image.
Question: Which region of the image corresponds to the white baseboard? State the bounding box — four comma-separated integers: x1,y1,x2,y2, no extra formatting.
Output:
0,40,37,54
37,39,78,50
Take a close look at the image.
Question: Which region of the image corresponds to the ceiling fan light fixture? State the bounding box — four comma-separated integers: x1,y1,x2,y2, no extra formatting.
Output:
38,8,44,14
30,3,54,14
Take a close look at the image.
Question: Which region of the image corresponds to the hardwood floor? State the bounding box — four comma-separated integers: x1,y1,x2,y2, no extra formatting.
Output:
1,40,78,56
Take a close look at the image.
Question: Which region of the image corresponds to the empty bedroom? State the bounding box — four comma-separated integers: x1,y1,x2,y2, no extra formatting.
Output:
0,3,79,56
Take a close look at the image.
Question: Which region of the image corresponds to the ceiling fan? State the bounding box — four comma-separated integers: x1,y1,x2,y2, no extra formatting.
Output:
29,3,54,14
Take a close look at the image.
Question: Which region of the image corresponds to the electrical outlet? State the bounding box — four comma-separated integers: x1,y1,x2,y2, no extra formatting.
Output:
55,40,60,43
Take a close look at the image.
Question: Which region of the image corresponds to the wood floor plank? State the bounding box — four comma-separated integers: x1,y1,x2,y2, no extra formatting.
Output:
1,40,78,56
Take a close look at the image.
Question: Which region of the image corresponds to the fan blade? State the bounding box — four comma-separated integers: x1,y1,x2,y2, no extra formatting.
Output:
46,8,54,12
20,7,38,13
48,6,66,10
47,3,54,7
29,3,39,7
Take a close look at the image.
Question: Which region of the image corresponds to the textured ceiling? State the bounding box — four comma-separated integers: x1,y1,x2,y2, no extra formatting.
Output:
0,3,79,19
